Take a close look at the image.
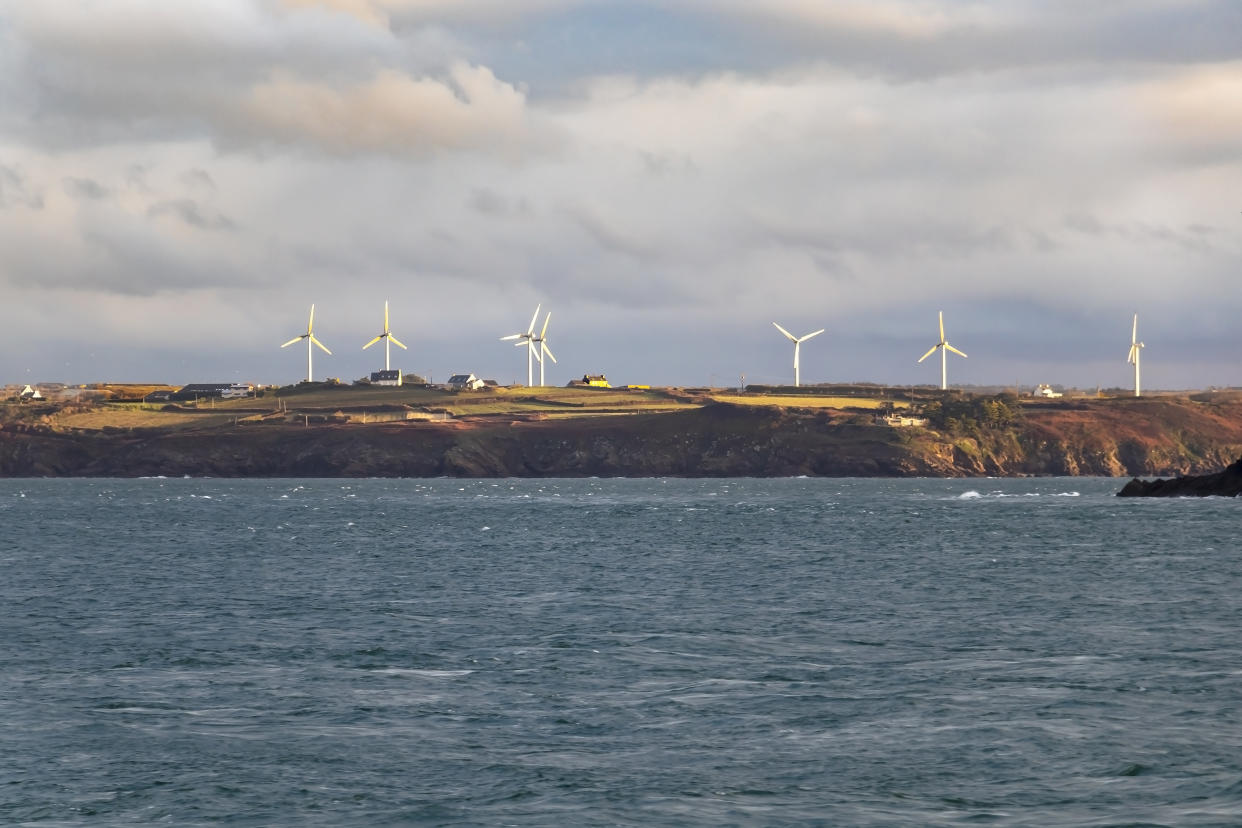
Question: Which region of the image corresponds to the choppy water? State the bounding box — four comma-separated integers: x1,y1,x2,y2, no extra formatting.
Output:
2,477,1241,826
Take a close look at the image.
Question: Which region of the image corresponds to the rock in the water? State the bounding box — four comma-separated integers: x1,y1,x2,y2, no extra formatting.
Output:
1117,457,1242,497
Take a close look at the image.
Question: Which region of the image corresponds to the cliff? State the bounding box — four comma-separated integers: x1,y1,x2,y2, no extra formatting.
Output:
3,395,1242,478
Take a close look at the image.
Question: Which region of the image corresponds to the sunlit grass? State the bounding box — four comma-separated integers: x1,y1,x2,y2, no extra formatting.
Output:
53,409,240,430
708,394,906,410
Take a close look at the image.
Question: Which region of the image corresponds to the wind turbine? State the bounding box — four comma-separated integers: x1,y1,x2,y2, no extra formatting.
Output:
1127,313,1145,397
362,300,407,371
917,311,967,390
772,322,825,387
533,311,557,386
281,304,331,383
500,304,541,386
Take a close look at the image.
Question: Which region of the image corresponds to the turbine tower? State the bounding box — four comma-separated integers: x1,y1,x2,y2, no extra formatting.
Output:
772,322,825,387
281,304,332,383
533,312,557,386
363,300,407,371
1127,313,1145,397
500,304,541,386
917,311,967,390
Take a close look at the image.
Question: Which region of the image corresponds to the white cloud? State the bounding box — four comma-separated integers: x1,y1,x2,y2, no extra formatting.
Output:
234,63,538,155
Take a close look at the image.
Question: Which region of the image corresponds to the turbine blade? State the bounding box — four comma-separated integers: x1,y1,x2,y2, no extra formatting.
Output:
384,301,390,332
1132,313,1138,344
311,336,331,355
500,333,522,341
540,312,551,338
946,344,968,358
527,304,541,334
308,304,316,334
363,336,382,349
801,328,826,341
1127,345,1138,363
281,337,303,348
772,322,796,341
543,345,557,364
917,345,939,363
389,335,408,350
938,311,944,342
515,339,528,348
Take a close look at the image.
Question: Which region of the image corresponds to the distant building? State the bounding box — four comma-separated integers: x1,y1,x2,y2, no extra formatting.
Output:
877,413,928,428
582,374,610,388
370,370,403,387
447,373,485,391
144,390,175,403
175,383,253,400
19,385,43,400
1033,384,1063,398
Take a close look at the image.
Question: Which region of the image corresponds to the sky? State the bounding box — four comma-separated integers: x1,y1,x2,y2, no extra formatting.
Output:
1,0,1240,390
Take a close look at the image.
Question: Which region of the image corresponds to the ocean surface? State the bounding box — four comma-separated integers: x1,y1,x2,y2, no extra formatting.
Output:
2,477,1240,826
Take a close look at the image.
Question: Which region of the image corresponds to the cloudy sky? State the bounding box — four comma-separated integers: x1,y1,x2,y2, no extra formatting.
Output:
2,0,1239,390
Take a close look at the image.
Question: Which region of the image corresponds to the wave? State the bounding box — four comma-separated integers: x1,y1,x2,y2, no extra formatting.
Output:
958,490,1080,500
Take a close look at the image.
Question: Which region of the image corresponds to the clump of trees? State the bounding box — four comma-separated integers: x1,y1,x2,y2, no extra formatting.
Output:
921,394,1020,434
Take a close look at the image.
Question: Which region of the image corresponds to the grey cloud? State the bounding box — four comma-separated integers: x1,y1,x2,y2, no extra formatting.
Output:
62,177,111,200
147,199,237,232
564,204,663,261
0,164,44,209
469,187,531,217
7,3,554,158
125,165,152,192
180,168,217,193
1063,213,1224,253
639,151,696,177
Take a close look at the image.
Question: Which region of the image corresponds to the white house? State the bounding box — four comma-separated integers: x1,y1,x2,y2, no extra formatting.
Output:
447,373,485,391
19,385,43,400
370,370,402,387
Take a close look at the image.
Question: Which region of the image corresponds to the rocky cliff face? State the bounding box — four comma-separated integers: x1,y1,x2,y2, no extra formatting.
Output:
3,398,1242,478
1118,458,1242,497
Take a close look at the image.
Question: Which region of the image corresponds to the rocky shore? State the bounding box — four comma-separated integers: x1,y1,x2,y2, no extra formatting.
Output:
1117,458,1242,497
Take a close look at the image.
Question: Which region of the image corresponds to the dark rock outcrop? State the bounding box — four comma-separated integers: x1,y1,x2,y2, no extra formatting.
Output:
1117,457,1242,497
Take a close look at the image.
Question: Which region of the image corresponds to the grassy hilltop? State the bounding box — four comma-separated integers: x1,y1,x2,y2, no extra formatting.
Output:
2,383,1241,478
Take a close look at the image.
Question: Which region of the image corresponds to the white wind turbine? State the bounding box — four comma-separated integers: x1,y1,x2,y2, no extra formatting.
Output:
500,304,541,386
362,300,407,371
917,311,967,390
1127,313,1145,397
772,322,825,387
533,311,557,386
281,304,332,383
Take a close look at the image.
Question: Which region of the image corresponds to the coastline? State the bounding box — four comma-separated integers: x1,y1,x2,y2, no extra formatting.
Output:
5,395,1242,479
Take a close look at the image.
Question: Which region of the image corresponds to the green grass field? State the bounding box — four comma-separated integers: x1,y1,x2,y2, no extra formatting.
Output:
18,384,908,432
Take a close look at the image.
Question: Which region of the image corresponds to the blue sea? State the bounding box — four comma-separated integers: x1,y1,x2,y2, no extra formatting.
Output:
2,477,1240,826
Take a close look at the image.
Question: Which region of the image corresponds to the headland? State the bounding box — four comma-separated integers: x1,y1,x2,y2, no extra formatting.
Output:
4,384,1242,478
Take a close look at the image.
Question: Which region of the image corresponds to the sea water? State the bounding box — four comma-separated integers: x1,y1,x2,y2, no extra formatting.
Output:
2,477,1240,826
